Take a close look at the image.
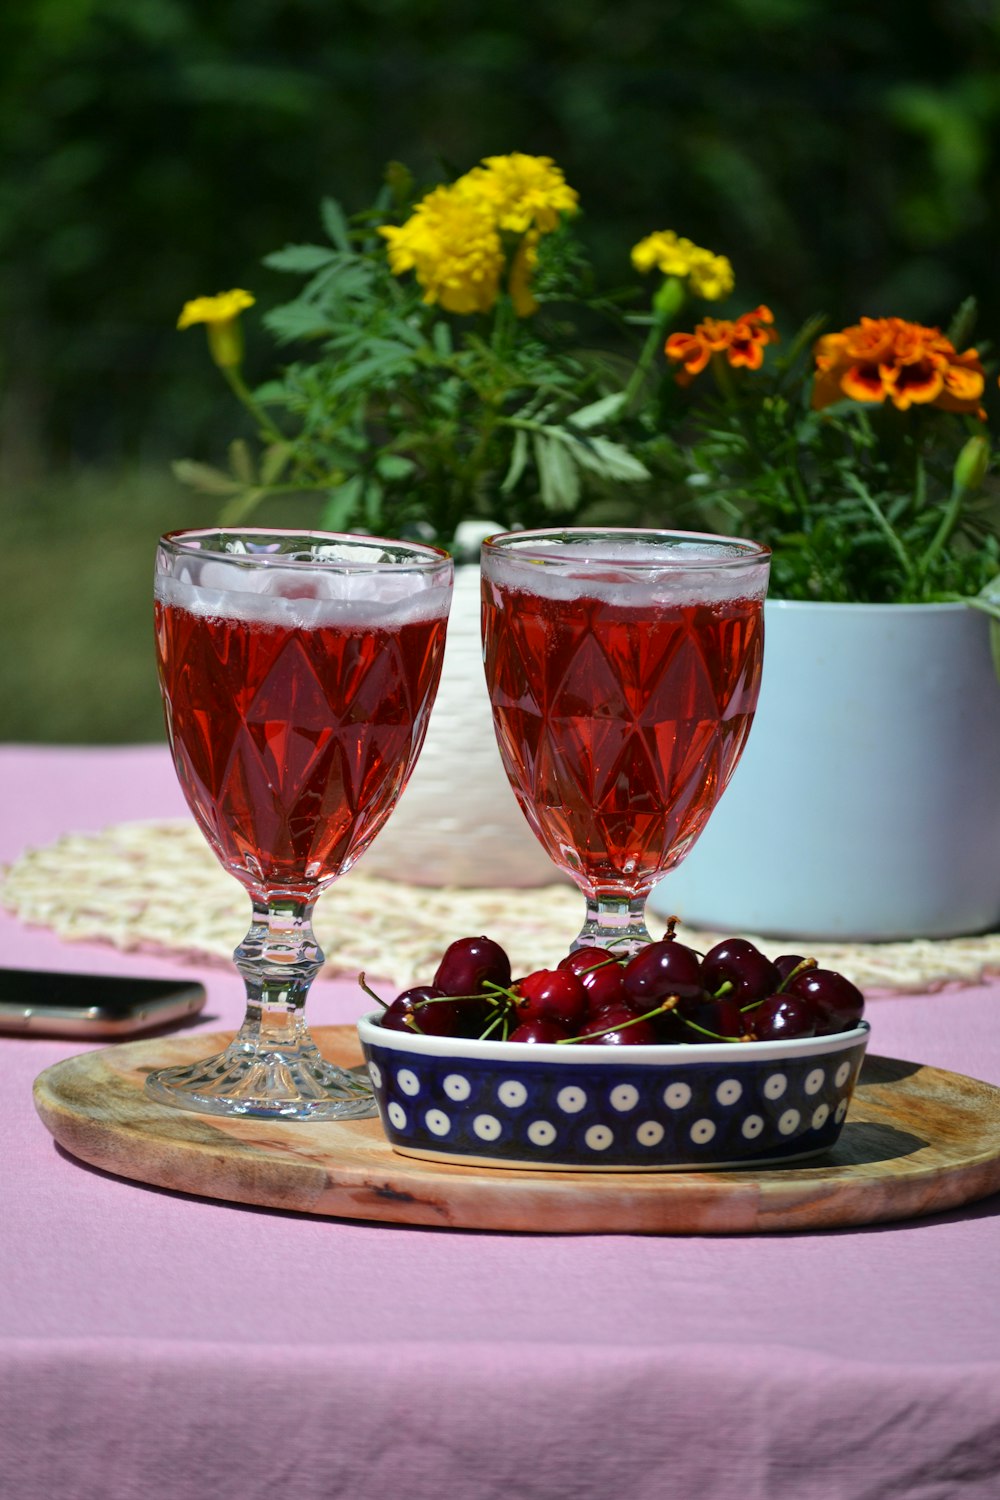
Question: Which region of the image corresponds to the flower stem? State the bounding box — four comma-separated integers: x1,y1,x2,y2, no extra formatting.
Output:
223,366,286,446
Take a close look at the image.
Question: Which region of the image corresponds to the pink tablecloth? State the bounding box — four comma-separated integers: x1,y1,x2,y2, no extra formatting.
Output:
2,744,1000,1500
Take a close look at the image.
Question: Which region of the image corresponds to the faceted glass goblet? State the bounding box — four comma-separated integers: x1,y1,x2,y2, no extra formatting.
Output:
145,528,453,1120
481,528,770,955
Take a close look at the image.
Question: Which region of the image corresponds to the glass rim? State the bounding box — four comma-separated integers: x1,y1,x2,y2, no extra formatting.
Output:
159,527,453,573
481,526,771,570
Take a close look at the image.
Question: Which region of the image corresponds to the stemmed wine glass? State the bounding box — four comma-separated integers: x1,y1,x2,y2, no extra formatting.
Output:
481,528,769,955
145,528,453,1120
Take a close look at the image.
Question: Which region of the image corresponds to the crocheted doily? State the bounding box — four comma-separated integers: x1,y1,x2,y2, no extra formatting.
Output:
4,819,1000,995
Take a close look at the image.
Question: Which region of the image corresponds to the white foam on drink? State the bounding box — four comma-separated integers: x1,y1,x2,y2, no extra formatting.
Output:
483,537,769,608
156,557,452,630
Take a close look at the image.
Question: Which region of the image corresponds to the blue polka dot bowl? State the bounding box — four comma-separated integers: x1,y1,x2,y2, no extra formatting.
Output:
356,1013,870,1172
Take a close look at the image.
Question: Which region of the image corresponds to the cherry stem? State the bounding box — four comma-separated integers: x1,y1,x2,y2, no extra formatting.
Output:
358,972,387,1008
776,957,817,993
578,956,623,976
478,1011,507,1042
558,995,678,1045
679,1014,751,1044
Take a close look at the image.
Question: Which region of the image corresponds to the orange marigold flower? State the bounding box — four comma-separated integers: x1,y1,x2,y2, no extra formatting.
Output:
812,316,985,417
664,305,777,385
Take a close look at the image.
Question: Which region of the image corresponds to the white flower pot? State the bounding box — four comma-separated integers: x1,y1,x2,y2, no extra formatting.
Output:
650,599,1000,940
358,565,557,888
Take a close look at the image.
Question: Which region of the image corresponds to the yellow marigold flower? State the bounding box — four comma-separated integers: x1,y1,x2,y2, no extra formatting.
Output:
380,185,503,315
507,231,541,318
687,251,735,302
665,306,777,384
631,231,734,302
177,289,255,368
460,153,579,235
177,289,255,329
813,316,986,417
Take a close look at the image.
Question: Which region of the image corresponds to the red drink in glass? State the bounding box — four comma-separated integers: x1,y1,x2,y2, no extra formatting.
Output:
155,597,447,899
146,528,452,1121
481,529,770,952
482,584,763,895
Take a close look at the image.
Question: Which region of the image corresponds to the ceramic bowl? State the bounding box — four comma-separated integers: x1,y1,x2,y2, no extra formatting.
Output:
356,1013,870,1172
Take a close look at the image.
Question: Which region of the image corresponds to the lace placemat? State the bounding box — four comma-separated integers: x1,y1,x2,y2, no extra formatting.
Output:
3,819,1000,995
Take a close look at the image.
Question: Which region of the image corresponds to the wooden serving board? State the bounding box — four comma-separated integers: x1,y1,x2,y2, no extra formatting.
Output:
32,1027,1000,1235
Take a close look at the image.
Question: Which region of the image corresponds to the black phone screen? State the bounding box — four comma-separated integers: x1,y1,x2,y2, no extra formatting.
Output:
0,968,201,1015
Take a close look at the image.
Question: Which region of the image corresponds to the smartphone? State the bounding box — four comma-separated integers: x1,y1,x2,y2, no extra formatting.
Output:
0,967,207,1038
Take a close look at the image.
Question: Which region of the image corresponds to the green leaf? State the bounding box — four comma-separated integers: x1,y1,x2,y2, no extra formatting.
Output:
375,454,416,480
263,243,339,274
228,439,256,484
263,304,335,342
320,197,352,253
533,431,581,510
320,476,364,531
363,476,385,530
327,348,418,395
432,322,453,358
567,393,627,429
566,433,651,483
171,459,244,496
260,443,292,485
501,428,529,494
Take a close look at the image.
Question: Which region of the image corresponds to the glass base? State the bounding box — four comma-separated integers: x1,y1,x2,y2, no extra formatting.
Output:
573,894,653,957
144,1035,376,1121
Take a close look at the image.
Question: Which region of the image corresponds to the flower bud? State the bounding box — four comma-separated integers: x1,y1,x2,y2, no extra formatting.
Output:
653,275,686,322
954,434,990,494
206,318,245,369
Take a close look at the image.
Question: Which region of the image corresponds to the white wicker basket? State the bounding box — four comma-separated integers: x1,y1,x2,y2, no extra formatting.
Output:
358,565,558,888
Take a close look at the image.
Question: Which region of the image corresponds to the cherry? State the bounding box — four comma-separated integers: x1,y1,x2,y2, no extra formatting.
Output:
381,986,470,1037
676,994,749,1043
749,993,818,1041
558,946,617,977
514,968,587,1029
373,932,865,1050
785,968,865,1035
622,937,703,1005
508,1018,569,1044
576,1006,658,1045
433,935,511,997
700,938,778,1004
559,948,628,1010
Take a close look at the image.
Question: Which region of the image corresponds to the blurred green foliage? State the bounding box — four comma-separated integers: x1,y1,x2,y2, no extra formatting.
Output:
3,0,1000,474
3,0,1000,741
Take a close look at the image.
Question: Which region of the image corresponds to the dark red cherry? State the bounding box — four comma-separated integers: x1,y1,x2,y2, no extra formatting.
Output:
786,968,865,1035
379,991,426,1032
676,993,749,1043
577,1006,658,1045
773,954,808,986
558,946,618,978
514,968,587,1028
560,947,628,1007
622,937,704,1005
433,935,512,997
508,1018,569,1044
700,938,778,1004
380,985,463,1036
749,993,818,1041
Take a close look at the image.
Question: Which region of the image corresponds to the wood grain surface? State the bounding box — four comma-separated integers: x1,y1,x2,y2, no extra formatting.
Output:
32,1026,1000,1234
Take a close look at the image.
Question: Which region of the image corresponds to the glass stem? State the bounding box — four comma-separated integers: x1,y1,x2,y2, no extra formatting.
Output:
233,898,323,1050
575,894,653,956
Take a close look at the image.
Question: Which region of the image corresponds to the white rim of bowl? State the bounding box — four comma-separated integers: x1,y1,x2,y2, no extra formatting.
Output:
356,1012,869,1067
